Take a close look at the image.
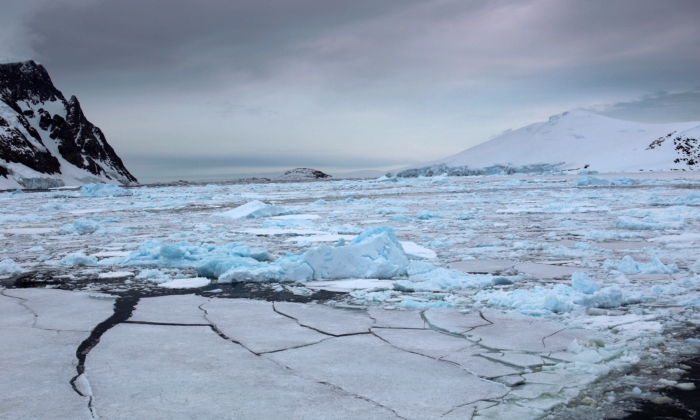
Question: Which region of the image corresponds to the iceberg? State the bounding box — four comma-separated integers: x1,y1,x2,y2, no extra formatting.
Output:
218,226,409,283
478,283,623,316
58,219,101,235
80,183,132,197
392,261,522,292
213,200,293,219
0,259,25,275
605,255,679,275
59,252,98,267
571,272,601,294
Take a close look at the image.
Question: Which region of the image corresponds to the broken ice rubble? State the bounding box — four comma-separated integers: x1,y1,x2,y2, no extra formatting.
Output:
80,183,132,197
58,219,101,235
0,258,24,274
116,226,410,283
218,226,409,282
393,261,520,292
604,255,679,275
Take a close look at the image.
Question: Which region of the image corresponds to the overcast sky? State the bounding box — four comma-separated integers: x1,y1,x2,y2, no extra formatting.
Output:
2,0,699,182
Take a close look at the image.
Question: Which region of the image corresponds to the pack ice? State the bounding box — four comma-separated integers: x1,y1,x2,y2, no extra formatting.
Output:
2,171,700,420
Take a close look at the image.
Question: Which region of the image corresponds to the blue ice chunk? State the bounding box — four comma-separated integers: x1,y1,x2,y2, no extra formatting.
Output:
159,244,184,259
80,183,132,197
571,272,601,294
249,248,272,262
576,176,612,187
59,252,98,267
416,210,439,220
0,259,25,275
607,255,678,275
59,219,101,235
399,300,453,309
213,200,293,219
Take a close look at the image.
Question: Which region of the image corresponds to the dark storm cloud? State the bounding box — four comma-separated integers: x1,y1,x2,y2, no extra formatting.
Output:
597,89,700,123
27,0,700,90
26,0,425,78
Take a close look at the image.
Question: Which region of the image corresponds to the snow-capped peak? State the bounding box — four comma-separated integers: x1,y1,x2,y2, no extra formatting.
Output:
0,60,137,189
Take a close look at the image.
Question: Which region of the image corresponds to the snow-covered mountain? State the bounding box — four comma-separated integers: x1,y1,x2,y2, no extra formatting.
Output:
398,110,700,177
0,60,137,189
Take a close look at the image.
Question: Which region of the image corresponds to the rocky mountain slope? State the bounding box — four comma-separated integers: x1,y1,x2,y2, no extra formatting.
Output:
398,110,700,177
0,60,137,189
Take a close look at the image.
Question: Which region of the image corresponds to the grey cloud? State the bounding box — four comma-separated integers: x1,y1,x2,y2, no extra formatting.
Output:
27,0,700,90
6,0,700,182
595,89,700,123
27,0,421,77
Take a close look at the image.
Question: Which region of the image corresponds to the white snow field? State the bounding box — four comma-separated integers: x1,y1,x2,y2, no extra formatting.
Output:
399,110,700,176
1,173,700,419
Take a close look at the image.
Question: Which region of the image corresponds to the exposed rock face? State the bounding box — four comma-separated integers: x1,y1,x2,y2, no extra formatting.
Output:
0,60,137,187
277,168,332,181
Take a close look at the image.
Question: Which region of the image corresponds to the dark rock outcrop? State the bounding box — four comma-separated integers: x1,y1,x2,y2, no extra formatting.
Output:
277,168,332,181
0,60,137,185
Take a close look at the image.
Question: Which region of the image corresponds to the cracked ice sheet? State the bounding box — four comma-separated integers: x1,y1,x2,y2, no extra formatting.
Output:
302,278,395,293
203,299,328,353
130,294,210,324
372,328,479,358
274,301,375,336
266,334,508,419
466,313,589,353
424,308,491,334
368,308,427,329
0,293,91,420
441,352,521,378
3,288,115,332
87,324,396,420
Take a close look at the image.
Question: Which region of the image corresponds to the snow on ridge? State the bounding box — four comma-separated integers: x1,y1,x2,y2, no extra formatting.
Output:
0,60,137,190
399,109,700,177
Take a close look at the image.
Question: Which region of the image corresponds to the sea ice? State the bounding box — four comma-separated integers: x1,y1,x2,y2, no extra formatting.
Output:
87,324,394,419
0,294,92,419
266,334,508,419
213,200,293,219
605,255,679,274
158,277,211,289
203,299,327,353
571,272,601,294
0,258,24,275
58,252,98,267
3,288,115,332
372,328,478,358
80,183,132,197
274,302,374,336
616,216,684,230
58,219,101,234
131,294,210,324
217,226,409,283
